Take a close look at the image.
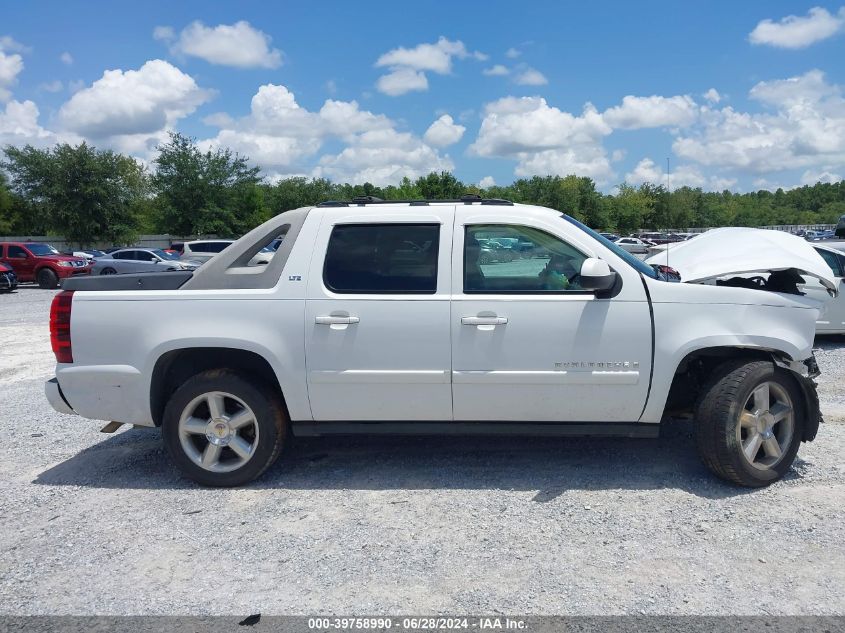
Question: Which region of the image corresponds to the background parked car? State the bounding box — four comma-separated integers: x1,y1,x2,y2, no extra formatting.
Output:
180,239,277,266
67,249,107,263
0,242,90,288
802,244,845,334
614,236,651,254
836,214,845,238
0,261,18,293
92,248,201,275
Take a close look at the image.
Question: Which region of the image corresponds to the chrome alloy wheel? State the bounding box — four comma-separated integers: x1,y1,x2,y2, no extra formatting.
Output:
737,380,795,470
178,391,260,473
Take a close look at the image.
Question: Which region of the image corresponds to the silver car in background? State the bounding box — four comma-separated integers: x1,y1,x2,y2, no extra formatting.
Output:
180,239,282,266
92,248,201,275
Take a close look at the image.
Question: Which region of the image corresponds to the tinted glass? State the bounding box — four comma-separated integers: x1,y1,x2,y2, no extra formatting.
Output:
8,245,28,258
26,243,59,256
465,225,588,293
560,214,659,279
816,248,844,277
131,251,154,261
324,223,439,294
151,249,179,260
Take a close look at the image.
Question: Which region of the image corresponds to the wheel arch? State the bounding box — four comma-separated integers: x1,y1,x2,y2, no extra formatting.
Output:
661,344,819,442
150,347,289,427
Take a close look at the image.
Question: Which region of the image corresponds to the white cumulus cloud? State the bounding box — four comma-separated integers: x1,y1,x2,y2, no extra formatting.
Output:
514,67,548,86
673,70,845,174
470,96,614,184
0,100,66,148
165,21,283,68
702,88,721,103
375,37,485,96
315,128,454,186
478,176,496,188
198,83,451,184
423,114,465,147
603,95,698,129
375,68,428,96
0,38,25,102
483,64,510,76
749,6,845,49
57,59,213,156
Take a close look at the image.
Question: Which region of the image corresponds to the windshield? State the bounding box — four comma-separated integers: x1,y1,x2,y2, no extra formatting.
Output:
560,215,658,279
26,243,60,256
152,249,181,260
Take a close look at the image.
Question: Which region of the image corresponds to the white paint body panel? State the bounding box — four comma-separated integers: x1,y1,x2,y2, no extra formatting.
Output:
450,206,652,421
304,207,454,420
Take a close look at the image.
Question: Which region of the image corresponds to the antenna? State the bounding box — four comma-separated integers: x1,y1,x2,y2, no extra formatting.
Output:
665,156,671,272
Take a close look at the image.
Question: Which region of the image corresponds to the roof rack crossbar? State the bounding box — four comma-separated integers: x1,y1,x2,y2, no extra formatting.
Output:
316,197,513,207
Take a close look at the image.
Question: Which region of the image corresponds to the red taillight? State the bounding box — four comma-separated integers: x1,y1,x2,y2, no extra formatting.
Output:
50,291,74,363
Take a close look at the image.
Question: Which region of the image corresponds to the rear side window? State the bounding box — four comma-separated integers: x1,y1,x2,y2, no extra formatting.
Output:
323,223,439,294
7,245,28,258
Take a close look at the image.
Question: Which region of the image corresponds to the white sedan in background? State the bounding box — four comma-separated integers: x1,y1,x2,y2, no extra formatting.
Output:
614,236,652,254
804,244,845,334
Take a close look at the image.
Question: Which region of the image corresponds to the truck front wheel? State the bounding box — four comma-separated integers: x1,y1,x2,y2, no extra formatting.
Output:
695,360,804,487
162,369,288,486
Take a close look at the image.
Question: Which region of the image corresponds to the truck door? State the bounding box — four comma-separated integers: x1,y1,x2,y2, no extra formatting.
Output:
6,244,36,281
304,208,454,421
450,207,653,422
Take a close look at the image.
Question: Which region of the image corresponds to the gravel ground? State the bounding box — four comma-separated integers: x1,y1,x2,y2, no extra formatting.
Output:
1,287,845,615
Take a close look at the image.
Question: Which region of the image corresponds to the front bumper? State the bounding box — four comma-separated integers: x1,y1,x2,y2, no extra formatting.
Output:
0,271,17,290
45,378,75,415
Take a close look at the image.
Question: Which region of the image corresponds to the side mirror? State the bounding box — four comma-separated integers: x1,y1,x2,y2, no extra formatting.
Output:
580,257,617,292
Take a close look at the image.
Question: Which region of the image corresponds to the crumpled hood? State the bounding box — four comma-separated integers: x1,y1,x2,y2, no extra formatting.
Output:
645,227,838,295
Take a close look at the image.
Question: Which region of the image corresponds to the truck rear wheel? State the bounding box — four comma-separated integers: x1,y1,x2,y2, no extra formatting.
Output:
695,360,804,487
37,268,59,289
161,369,287,486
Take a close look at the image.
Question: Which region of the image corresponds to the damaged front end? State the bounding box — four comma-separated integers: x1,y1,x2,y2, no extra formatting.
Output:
773,353,823,442
645,227,839,298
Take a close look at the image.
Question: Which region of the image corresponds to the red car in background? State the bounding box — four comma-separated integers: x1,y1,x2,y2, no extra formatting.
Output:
0,242,91,289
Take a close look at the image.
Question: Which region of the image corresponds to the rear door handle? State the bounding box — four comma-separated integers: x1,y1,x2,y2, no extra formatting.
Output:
461,316,508,326
316,315,360,325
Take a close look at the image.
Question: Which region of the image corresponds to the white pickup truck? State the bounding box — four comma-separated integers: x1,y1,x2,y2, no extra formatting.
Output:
46,197,837,488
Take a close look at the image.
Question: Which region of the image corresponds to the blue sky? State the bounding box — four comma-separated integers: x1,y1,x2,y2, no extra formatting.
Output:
2,1,845,192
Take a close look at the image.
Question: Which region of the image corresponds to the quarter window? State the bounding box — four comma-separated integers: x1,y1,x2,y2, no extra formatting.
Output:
464,224,588,293
323,223,440,294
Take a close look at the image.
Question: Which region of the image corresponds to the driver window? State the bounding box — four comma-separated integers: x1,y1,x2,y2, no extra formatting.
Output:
464,224,588,293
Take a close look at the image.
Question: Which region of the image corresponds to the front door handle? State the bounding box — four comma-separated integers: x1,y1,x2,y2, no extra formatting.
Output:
316,315,360,325
461,316,508,326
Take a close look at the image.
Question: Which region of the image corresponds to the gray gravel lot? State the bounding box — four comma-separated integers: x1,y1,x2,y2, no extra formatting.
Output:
1,287,845,615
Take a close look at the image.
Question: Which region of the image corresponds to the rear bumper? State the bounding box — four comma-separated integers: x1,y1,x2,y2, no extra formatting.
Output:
53,364,154,426
45,378,75,415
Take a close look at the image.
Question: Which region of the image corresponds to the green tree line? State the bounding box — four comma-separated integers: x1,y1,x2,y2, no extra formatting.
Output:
2,133,845,245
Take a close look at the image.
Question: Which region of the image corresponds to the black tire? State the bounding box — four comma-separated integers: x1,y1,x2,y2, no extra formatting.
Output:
37,268,59,289
162,369,287,487
100,267,117,275
695,360,804,487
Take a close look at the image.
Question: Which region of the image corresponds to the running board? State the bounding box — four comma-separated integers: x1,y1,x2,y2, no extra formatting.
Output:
291,421,659,438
